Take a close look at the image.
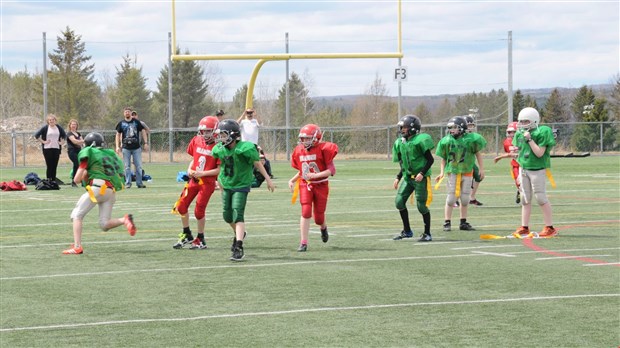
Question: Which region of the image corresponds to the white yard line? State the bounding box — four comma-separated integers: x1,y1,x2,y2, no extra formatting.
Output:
1,293,617,333
471,251,516,257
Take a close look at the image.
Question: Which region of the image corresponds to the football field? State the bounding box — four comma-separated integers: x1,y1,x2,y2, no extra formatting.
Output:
1,155,619,347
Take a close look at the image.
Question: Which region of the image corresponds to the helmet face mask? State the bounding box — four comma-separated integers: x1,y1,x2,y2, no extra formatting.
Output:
84,132,105,148
447,116,467,138
215,119,241,147
517,107,540,130
465,116,476,133
398,115,421,139
298,124,322,149
506,122,518,137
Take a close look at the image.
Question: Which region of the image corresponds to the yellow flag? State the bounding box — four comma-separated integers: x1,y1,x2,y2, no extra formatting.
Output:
85,185,97,203
434,175,444,190
454,173,462,198
425,178,433,207
291,178,300,204
546,169,557,188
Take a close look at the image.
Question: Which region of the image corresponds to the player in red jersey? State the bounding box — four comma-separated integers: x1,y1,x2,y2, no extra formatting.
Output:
288,124,338,252
494,121,521,203
172,116,221,249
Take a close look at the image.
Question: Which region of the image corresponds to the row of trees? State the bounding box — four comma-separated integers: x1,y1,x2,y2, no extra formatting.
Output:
1,27,619,151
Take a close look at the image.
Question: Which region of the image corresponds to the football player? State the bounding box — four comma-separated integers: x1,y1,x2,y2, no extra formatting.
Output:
288,124,339,252
494,121,521,203
63,132,136,254
392,115,435,242
212,119,274,261
172,116,221,250
465,115,484,206
435,116,487,232
512,107,557,238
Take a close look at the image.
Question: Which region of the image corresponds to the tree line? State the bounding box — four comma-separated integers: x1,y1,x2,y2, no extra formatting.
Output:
1,26,618,151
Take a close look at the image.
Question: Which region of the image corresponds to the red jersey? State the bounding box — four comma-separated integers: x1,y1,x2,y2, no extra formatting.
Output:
186,136,220,185
503,137,519,167
291,142,338,184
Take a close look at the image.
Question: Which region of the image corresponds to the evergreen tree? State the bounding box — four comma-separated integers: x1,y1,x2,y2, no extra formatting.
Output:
46,26,100,126
571,85,596,122
105,54,152,128
413,103,431,122
153,48,212,128
274,72,314,127
542,89,568,123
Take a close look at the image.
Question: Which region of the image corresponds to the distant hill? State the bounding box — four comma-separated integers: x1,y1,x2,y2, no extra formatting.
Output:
313,84,614,113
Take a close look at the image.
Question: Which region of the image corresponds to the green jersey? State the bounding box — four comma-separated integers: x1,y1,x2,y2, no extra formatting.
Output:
392,133,435,177
435,132,487,174
512,126,555,169
77,146,124,191
212,141,259,189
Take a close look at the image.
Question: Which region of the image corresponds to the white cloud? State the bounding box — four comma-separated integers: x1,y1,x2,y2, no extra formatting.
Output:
1,0,618,100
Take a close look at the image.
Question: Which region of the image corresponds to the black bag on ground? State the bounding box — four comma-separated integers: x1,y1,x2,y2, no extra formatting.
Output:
35,179,60,190
24,172,42,186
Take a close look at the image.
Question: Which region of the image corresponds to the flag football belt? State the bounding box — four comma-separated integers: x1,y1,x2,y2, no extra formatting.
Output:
85,179,115,203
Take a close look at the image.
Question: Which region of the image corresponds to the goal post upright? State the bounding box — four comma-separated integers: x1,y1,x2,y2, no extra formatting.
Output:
171,0,404,109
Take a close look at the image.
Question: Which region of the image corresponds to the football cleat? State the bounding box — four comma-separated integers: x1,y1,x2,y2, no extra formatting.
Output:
512,226,530,239
173,233,194,249
62,244,83,255
539,226,558,237
189,237,206,250
393,230,414,240
230,246,244,261
443,222,452,232
124,214,137,236
418,234,432,242
320,227,329,243
459,222,476,231
297,244,308,252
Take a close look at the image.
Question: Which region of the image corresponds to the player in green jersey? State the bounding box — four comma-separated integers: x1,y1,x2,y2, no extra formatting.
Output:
212,120,274,261
435,116,487,232
511,107,557,238
392,115,435,242
63,132,136,255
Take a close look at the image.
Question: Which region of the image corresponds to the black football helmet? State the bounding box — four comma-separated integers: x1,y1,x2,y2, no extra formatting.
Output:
398,115,422,139
216,119,241,146
84,132,105,148
465,115,476,133
447,116,467,138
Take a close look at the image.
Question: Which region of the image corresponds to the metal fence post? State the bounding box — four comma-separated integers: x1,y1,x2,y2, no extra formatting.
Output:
11,131,16,168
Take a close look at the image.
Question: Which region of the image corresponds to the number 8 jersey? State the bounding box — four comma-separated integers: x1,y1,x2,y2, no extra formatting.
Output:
291,142,339,184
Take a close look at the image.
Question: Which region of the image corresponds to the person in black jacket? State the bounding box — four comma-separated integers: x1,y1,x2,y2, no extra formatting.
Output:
34,113,67,184
66,119,84,187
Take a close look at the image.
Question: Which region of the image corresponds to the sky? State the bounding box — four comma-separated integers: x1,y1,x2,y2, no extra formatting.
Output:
1,0,618,102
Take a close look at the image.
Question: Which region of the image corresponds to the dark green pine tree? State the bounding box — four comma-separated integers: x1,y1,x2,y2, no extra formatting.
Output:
153,48,211,128
104,54,152,128
274,72,314,127
46,26,101,126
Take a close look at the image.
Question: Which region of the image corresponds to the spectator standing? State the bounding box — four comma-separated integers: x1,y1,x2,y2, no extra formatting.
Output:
237,108,260,144
216,109,225,122
131,110,150,134
34,113,67,184
115,107,148,189
66,119,85,188
63,132,136,254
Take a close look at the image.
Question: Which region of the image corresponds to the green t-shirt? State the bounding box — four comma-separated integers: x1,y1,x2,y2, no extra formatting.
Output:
392,133,435,177
77,146,124,191
212,141,259,189
512,126,555,169
435,132,487,174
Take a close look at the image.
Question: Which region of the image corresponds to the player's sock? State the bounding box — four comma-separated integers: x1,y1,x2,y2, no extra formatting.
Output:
399,209,411,232
423,212,431,235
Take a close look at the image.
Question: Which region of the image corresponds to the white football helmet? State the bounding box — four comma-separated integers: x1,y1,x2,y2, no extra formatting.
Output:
517,107,540,130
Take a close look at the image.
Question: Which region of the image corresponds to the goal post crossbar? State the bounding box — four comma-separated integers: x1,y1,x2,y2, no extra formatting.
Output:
171,0,403,108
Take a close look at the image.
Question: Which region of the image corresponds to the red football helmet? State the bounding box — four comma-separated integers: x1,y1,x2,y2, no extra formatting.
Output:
198,116,219,143
298,124,322,149
506,122,518,136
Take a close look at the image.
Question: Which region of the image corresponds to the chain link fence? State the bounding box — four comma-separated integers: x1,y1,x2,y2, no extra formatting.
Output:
1,122,618,168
